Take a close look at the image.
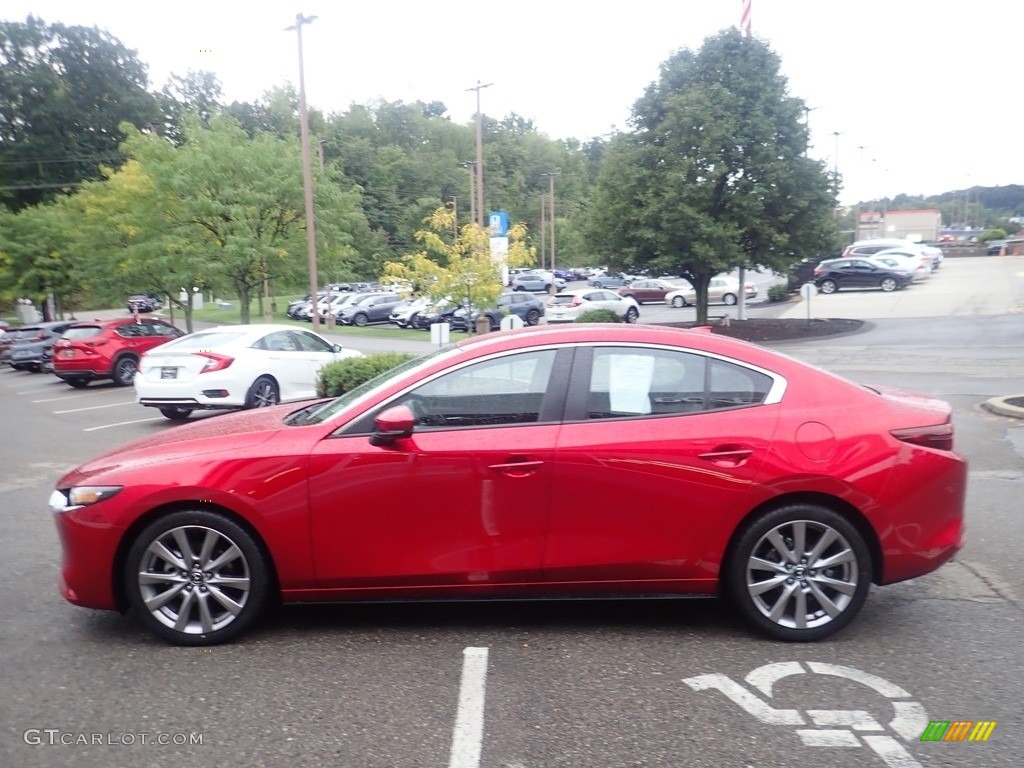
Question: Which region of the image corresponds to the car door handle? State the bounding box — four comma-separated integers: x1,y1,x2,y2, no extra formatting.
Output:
488,459,544,476
698,447,753,467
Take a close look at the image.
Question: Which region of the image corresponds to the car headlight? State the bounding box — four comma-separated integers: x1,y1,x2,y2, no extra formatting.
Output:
49,486,123,513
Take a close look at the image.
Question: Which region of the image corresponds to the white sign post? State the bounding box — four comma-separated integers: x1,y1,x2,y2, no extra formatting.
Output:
800,281,818,326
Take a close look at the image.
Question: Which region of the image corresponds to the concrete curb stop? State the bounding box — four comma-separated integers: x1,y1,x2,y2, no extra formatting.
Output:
981,395,1024,419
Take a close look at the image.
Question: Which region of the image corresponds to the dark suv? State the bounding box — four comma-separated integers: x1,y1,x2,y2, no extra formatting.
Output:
6,321,79,371
126,293,163,313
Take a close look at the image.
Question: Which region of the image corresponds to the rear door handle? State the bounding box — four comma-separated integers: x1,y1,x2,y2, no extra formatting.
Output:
698,448,753,467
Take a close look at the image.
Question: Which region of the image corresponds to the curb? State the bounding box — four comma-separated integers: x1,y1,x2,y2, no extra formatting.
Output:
981,395,1024,419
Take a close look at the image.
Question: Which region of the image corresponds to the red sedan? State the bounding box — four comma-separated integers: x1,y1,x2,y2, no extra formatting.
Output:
49,325,966,645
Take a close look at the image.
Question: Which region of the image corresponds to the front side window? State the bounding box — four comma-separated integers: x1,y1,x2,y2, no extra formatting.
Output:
391,349,559,429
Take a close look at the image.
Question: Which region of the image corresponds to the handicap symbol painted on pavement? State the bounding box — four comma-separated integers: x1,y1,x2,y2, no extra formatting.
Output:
684,661,929,768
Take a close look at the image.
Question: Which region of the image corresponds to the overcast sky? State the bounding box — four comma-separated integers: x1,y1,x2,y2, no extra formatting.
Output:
5,0,1020,204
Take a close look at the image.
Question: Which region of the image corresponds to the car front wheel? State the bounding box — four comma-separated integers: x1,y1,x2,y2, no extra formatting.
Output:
819,279,838,294
352,313,369,327
112,355,138,387
123,509,269,645
879,277,898,292
624,307,639,324
725,504,872,642
671,296,688,308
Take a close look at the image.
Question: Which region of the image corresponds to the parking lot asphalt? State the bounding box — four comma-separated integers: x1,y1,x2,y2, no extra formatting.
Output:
2,255,1023,768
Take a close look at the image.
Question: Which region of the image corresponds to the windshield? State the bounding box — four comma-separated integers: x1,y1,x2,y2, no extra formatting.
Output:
288,348,452,426
62,326,103,340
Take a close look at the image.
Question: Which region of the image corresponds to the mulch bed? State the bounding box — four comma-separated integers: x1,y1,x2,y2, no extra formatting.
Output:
657,318,866,343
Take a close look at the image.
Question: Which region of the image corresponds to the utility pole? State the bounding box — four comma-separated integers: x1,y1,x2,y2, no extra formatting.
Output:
286,12,320,330
542,170,560,273
466,80,493,228
540,193,546,268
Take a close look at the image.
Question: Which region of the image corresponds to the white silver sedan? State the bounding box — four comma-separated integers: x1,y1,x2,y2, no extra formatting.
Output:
545,289,640,324
134,325,363,421
665,277,758,307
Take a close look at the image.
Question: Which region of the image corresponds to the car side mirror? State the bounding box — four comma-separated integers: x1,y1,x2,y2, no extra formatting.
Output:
370,404,415,446
332,344,344,353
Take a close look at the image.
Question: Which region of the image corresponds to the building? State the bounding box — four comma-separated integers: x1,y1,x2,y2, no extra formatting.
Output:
856,209,942,242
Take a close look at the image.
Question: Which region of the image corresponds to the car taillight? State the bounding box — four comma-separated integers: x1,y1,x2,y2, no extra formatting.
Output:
813,267,823,276
196,352,234,373
891,424,953,451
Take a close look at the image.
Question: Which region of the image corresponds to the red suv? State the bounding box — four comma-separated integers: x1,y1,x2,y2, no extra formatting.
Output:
52,318,184,387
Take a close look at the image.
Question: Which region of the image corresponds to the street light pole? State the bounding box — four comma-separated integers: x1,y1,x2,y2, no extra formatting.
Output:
460,161,476,226
466,81,493,228
541,171,560,273
286,12,320,331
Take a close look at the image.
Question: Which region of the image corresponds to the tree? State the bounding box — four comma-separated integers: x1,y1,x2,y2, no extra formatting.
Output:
382,207,534,324
0,16,160,211
588,29,836,324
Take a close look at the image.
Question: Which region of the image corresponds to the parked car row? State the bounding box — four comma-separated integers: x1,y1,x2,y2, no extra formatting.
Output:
2,319,364,423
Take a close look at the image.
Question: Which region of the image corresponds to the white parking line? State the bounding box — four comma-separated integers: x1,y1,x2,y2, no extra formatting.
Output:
448,647,489,768
33,392,116,403
84,417,164,431
54,401,136,414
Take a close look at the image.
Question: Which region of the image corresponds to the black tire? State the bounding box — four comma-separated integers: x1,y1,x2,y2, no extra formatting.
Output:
112,355,138,387
819,279,838,295
159,407,193,421
352,312,369,327
514,286,526,292
671,296,688,308
624,306,639,324
525,309,541,326
123,509,269,646
592,281,604,289
245,376,279,409
725,504,872,642
722,293,738,306
64,379,90,388
879,277,897,292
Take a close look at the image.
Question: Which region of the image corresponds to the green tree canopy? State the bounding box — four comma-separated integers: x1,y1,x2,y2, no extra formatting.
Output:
588,28,836,323
0,15,160,211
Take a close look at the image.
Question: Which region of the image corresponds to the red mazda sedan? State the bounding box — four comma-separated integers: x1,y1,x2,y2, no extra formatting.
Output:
49,325,966,646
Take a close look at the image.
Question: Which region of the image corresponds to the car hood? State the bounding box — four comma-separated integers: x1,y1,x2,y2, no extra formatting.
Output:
56,406,290,485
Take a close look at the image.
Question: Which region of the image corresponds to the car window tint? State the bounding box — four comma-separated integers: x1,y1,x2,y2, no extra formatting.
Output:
584,347,773,419
294,331,333,353
263,331,298,351
62,327,103,340
395,349,557,428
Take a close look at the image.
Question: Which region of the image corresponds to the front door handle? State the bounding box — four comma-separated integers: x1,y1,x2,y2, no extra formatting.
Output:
488,459,543,477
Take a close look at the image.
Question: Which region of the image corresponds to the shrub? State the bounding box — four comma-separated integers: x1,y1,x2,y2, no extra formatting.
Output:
767,284,789,303
575,308,622,323
317,352,416,397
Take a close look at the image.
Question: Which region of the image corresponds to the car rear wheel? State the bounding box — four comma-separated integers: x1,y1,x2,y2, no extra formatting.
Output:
819,279,838,294
726,504,871,642
245,376,279,409
880,277,898,292
123,509,269,646
159,407,193,421
671,296,688,308
624,307,639,324
112,355,138,387
722,293,738,306
514,286,526,292
525,309,541,326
